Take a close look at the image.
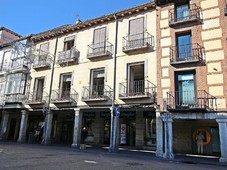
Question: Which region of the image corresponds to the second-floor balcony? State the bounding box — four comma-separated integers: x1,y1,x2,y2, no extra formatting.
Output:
82,85,113,102
87,41,113,59
25,91,48,105
169,3,202,27
10,57,28,72
57,47,79,65
33,54,52,69
119,80,156,102
122,32,154,53
170,43,205,65
167,90,217,112
51,89,78,104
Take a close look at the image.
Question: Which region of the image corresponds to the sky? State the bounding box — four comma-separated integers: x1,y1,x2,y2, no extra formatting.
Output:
1,0,152,36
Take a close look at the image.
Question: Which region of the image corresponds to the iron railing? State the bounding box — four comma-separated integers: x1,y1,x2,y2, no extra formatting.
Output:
87,41,113,58
169,3,202,25
119,80,156,99
170,43,205,64
57,47,79,64
4,93,25,103
25,91,48,104
51,88,78,103
33,54,52,68
82,84,113,100
167,90,217,111
122,32,154,52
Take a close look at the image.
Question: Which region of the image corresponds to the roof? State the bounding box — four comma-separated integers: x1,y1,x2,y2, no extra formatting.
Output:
32,1,156,42
0,27,22,38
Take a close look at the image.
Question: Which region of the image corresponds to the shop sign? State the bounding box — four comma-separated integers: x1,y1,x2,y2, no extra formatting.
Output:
120,111,135,118
100,112,111,118
143,111,156,118
83,112,95,119
120,124,126,144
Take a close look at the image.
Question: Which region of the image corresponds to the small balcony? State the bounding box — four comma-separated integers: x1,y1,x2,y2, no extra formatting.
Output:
122,32,154,53
119,80,156,101
51,89,78,104
82,85,113,102
57,48,79,65
4,93,25,103
25,91,48,105
169,3,202,27
9,57,28,72
167,90,217,112
33,54,52,69
170,43,205,65
87,41,113,59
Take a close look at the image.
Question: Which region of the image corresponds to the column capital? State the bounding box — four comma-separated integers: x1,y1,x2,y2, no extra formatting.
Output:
216,119,227,123
161,113,173,122
74,108,80,112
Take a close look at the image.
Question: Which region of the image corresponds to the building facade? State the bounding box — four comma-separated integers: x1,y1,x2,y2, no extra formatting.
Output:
0,0,227,163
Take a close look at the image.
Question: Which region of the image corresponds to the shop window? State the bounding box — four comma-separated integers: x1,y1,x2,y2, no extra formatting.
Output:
145,118,156,146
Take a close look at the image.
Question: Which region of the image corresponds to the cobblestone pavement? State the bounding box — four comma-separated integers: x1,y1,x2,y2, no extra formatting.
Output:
0,142,226,170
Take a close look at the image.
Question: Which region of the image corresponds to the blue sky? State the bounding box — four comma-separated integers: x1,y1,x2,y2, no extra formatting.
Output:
1,0,152,36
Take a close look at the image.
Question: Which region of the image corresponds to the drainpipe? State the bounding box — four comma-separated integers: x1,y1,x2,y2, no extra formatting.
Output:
109,14,119,152
42,35,58,144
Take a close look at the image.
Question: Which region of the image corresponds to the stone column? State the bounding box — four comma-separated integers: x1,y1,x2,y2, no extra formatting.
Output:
163,113,174,159
44,110,53,144
17,110,29,143
156,109,164,157
72,108,82,148
0,111,9,141
216,119,227,163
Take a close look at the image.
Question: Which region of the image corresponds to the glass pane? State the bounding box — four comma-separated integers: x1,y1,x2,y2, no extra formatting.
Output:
176,4,189,21
177,34,191,59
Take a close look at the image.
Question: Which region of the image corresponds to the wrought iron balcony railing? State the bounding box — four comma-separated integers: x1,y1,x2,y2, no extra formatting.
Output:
4,93,25,103
170,43,205,64
122,32,154,52
87,41,113,59
167,90,217,111
33,54,52,69
25,91,48,104
169,3,202,26
82,85,113,101
51,89,78,103
57,47,79,65
119,80,156,101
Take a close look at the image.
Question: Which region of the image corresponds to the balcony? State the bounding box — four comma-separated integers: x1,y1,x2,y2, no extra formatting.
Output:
51,89,78,104
57,47,79,65
119,80,156,102
167,90,217,112
169,4,202,27
25,91,48,105
122,32,154,53
170,43,205,65
9,57,28,73
82,85,113,102
33,54,52,69
87,41,113,59
4,93,25,103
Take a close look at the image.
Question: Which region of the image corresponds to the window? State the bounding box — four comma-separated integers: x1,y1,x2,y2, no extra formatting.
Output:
145,118,156,146
175,72,196,107
128,63,144,95
129,17,144,37
34,77,45,101
60,73,72,99
176,33,191,59
92,27,106,54
39,42,49,55
63,36,74,51
91,68,105,98
11,40,27,68
176,2,189,22
0,51,11,71
6,73,26,94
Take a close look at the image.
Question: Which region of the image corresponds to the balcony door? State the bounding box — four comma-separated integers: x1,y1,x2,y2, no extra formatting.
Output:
128,63,144,96
60,74,72,100
175,72,196,108
129,17,144,47
91,69,105,98
177,33,191,60
93,27,106,54
39,42,49,64
176,3,189,22
34,77,44,102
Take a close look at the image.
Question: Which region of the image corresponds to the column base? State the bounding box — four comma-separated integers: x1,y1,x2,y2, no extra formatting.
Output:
219,157,227,163
163,152,174,159
155,151,163,158
71,143,79,148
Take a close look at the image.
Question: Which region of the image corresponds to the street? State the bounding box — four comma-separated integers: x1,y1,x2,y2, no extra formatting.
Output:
0,142,226,170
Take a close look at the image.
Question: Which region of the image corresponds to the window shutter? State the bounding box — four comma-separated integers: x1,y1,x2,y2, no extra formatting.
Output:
93,27,106,43
40,42,49,55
